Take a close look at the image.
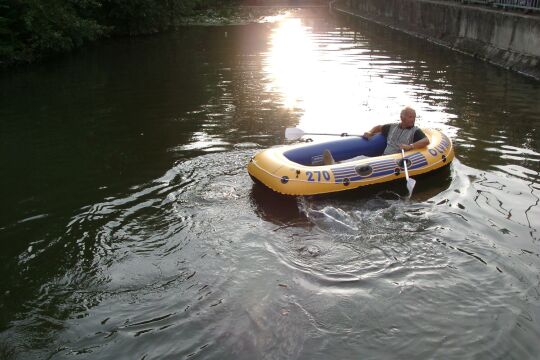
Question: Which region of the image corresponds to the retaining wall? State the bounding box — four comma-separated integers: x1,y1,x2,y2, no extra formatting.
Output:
331,0,540,80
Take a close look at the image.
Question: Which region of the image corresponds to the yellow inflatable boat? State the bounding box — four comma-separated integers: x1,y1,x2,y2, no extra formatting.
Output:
247,128,454,196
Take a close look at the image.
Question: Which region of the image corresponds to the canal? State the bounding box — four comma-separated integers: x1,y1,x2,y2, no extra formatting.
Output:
1,7,539,360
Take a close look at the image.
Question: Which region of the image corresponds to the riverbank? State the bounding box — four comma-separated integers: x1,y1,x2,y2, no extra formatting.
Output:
179,6,293,25
331,0,540,80
0,2,289,68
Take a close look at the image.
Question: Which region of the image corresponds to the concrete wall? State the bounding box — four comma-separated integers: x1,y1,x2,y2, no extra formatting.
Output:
331,0,540,80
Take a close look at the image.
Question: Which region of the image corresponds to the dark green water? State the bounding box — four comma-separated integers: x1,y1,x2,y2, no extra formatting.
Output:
1,8,540,360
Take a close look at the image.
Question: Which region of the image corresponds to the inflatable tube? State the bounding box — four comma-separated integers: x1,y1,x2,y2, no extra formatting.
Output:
247,128,454,196
283,134,387,165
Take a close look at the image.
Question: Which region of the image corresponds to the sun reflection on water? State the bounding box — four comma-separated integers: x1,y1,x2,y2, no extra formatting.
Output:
265,18,318,110
264,16,457,138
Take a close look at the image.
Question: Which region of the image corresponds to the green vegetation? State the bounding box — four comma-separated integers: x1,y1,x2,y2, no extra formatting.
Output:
0,0,237,66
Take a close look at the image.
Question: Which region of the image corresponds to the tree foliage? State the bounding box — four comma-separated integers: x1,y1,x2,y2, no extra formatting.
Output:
0,0,235,65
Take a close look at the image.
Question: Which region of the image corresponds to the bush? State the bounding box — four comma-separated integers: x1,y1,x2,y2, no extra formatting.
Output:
0,0,106,64
0,0,237,65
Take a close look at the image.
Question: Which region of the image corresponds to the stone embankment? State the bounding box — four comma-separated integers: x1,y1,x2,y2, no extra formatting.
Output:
331,0,540,80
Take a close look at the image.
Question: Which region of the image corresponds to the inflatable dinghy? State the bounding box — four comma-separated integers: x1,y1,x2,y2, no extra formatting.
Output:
247,128,454,196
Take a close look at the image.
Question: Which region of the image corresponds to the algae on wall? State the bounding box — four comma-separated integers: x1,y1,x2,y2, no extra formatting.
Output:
335,0,540,80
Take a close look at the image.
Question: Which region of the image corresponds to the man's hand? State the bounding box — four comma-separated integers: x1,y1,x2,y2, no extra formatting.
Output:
362,131,373,139
399,144,413,151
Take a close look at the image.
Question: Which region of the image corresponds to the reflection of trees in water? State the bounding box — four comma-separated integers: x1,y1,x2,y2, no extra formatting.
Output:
0,24,303,346
443,71,540,172
0,340,16,360
179,24,301,147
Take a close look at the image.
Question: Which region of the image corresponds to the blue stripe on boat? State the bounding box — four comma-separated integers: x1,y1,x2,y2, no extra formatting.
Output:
331,152,429,183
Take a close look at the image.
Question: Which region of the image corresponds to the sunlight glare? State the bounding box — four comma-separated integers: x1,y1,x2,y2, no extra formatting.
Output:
265,19,317,110
264,17,457,137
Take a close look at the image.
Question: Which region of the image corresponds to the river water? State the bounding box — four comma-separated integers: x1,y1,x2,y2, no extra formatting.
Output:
1,8,539,360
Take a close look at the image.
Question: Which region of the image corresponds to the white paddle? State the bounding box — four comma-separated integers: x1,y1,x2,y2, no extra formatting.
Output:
401,149,416,196
285,127,362,141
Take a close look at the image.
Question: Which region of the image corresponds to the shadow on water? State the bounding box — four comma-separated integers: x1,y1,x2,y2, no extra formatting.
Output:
315,164,453,203
249,163,453,226
250,183,307,225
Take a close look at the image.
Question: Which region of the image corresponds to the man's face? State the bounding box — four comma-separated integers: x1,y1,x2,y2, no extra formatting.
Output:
401,111,416,128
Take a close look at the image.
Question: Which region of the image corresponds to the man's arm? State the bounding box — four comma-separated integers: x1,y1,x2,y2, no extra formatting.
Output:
400,132,430,151
363,125,383,139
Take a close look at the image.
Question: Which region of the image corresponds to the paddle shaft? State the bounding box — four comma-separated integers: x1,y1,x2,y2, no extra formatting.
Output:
285,127,363,140
401,149,416,195
401,149,410,180
300,132,357,137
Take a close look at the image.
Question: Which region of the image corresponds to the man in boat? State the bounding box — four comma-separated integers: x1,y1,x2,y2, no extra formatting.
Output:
323,106,430,165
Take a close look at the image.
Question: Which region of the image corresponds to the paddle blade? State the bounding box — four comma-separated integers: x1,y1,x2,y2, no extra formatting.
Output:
285,127,304,140
407,178,416,196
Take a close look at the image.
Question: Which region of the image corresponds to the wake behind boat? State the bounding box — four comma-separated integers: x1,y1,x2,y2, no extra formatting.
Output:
247,128,454,196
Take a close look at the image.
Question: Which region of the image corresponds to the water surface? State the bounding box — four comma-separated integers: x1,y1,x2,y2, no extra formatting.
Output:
1,8,540,360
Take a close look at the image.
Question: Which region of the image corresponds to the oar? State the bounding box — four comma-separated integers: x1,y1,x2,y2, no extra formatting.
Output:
285,127,362,141
401,149,416,196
